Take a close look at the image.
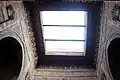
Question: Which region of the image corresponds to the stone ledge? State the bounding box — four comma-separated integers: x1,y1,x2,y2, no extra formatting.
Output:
34,76,97,80
34,68,96,78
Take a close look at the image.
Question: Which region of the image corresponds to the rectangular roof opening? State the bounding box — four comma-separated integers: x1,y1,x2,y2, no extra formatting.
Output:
40,11,87,56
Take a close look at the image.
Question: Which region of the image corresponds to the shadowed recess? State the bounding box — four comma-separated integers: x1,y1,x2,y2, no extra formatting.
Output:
108,38,120,80
0,37,22,80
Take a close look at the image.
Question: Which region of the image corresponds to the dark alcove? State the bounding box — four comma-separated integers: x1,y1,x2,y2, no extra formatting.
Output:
0,37,22,80
108,38,120,80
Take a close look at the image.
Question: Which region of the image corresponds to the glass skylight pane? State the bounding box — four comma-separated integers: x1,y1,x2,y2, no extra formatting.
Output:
41,11,87,25
45,41,85,55
43,26,85,40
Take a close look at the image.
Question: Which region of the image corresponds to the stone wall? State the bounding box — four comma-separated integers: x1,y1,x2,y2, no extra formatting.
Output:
0,1,36,80
2,1,120,80
33,68,97,80
97,1,120,80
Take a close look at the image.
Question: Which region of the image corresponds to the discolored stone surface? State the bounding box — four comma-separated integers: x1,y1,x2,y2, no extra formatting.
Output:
97,1,120,80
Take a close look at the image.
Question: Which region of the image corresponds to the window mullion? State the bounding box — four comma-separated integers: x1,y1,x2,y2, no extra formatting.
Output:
43,25,85,27
45,39,85,41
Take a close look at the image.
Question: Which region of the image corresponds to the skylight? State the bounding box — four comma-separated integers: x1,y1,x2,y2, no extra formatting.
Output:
40,11,87,56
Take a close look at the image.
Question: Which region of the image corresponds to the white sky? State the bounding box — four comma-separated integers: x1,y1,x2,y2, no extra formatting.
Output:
41,11,87,25
43,27,85,40
45,41,85,52
40,11,87,55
